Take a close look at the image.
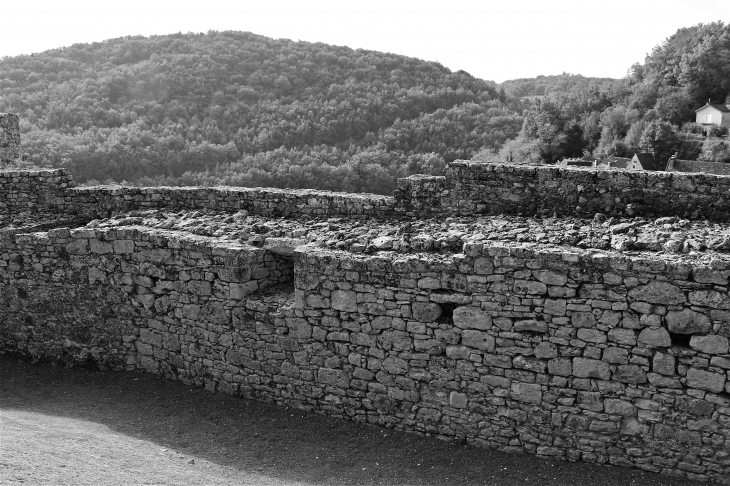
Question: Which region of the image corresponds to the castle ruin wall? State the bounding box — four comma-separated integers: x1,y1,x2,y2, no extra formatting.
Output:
3,166,730,483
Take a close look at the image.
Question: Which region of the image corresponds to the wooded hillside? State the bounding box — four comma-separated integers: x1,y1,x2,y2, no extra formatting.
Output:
0,31,522,193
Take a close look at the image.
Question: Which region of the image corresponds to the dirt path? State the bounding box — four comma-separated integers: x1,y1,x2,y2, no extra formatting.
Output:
0,355,704,486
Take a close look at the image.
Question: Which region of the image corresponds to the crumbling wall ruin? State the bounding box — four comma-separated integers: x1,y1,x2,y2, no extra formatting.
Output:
0,113,20,167
3,163,730,484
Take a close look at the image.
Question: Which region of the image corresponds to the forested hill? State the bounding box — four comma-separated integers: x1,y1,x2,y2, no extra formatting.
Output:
499,74,620,99
0,31,522,193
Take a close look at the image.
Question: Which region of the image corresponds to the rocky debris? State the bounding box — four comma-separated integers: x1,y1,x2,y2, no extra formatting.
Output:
76,209,730,263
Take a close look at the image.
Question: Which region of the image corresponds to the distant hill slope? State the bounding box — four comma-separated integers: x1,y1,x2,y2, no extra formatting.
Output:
0,31,522,193
499,73,620,99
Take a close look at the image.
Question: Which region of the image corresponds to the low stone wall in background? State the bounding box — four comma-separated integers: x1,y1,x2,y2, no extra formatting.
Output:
399,161,730,221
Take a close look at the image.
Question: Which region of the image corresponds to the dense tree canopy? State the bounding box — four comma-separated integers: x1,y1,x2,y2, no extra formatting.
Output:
480,22,730,166
0,31,522,193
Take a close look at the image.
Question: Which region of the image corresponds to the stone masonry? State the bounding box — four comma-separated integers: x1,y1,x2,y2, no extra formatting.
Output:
3,155,730,483
0,113,20,167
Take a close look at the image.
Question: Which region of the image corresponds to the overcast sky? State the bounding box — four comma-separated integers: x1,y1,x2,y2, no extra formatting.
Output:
3,0,729,82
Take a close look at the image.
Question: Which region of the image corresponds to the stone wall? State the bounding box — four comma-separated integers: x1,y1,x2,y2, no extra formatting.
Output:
0,169,76,215
0,226,293,369
2,222,730,483
0,168,398,220
0,114,20,167
5,167,730,482
399,162,730,221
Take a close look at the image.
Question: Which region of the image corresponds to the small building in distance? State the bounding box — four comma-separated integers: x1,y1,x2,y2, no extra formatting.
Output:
666,155,730,176
599,156,631,169
695,102,730,129
627,152,662,171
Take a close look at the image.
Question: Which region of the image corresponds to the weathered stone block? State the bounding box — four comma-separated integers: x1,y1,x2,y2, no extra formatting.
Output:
637,327,671,348
628,281,686,305
665,309,711,334
613,364,647,384
686,367,726,393
652,352,675,375
577,328,606,344
604,398,636,417
331,290,357,312
548,358,572,376
411,302,442,322
690,335,729,355
511,382,542,404
543,298,567,316
453,306,491,330
514,320,548,333
688,290,730,309
573,358,610,380
461,330,495,352
602,347,628,364
534,342,558,359
571,311,596,328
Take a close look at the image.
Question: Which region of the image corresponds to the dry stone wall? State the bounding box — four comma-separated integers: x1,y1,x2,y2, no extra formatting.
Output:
398,161,730,222
0,114,20,167
5,166,730,483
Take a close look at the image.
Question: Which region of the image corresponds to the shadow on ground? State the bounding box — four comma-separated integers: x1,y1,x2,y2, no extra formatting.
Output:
0,354,704,486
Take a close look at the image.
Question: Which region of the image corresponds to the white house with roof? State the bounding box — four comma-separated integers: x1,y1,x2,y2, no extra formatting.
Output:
695,102,730,128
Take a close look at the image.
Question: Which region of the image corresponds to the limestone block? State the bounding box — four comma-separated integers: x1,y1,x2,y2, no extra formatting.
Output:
543,298,567,316
534,342,558,359
317,368,349,387
187,280,212,296
411,302,442,322
514,320,548,333
446,345,470,359
692,267,729,285
548,358,573,376
473,257,493,274
613,364,647,384
449,391,469,409
510,382,542,404
686,367,726,393
688,290,730,310
513,280,547,295
263,237,308,256
331,290,357,312
608,328,636,345
452,306,492,330
461,330,495,352
604,398,636,417
571,311,596,328
628,281,686,305
230,281,258,300
665,309,711,334
647,373,682,388
602,347,629,364
652,352,675,375
533,270,567,286
637,327,671,348
577,328,606,344
690,335,729,355
113,240,135,254
572,358,611,380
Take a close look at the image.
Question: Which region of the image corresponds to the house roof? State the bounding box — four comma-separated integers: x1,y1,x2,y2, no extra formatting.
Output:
601,157,631,169
632,152,662,171
695,103,730,113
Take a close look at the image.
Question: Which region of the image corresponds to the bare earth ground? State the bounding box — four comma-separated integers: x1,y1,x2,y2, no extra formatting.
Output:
0,355,704,486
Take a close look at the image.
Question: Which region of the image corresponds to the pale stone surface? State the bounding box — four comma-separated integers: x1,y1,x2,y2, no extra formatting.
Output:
665,309,711,334
628,281,686,305
690,335,729,355
686,368,726,393
452,306,492,330
573,358,610,380
637,327,671,348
